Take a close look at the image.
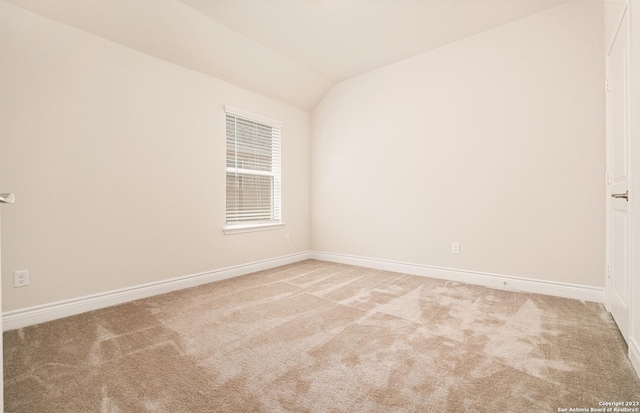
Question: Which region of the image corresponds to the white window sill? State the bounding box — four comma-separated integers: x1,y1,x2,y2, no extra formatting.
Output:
223,222,285,235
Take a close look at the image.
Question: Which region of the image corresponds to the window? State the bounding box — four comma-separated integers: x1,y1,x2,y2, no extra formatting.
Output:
225,106,282,233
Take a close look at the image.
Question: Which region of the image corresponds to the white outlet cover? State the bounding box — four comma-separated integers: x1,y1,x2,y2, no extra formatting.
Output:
14,270,30,287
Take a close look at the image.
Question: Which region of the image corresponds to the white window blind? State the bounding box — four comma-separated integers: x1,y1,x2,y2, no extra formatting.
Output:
225,107,282,227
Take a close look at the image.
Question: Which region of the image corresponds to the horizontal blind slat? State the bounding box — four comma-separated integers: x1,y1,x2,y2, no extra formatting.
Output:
225,111,281,225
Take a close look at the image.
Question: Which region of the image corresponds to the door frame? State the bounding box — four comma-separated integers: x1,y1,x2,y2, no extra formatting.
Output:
627,0,640,376
0,205,3,408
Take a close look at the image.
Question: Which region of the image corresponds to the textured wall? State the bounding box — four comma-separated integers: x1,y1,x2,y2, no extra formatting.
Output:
311,1,605,286
0,2,311,311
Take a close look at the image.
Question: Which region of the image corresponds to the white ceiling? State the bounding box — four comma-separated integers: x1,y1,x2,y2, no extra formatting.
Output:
178,0,570,82
4,0,570,111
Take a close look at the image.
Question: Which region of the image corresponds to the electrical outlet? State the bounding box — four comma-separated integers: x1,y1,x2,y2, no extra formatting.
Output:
285,235,290,244
14,270,29,288
451,243,460,254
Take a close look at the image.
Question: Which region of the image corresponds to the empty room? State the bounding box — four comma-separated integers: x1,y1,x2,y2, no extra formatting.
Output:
1,0,640,411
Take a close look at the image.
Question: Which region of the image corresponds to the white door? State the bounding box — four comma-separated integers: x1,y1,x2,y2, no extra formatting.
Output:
607,6,631,343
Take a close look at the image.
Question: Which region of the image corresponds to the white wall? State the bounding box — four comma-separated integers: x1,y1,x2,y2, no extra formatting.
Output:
311,1,605,287
0,2,310,312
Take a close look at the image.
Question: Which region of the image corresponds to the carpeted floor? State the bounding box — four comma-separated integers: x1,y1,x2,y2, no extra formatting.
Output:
4,260,640,412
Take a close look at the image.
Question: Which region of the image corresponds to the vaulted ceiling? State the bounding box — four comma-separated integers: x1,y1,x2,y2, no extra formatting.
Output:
3,0,570,111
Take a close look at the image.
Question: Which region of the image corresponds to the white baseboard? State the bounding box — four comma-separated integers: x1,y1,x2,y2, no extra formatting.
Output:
630,337,640,379
3,250,605,332
311,251,605,304
2,251,312,332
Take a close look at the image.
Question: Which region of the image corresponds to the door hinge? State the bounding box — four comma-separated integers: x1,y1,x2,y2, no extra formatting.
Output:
607,265,611,278
606,78,611,92
606,171,611,185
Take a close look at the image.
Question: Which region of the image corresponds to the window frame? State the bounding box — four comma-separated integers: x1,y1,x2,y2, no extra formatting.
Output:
223,106,284,235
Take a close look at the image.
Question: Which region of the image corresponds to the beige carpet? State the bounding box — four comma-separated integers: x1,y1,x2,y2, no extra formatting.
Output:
4,260,640,412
